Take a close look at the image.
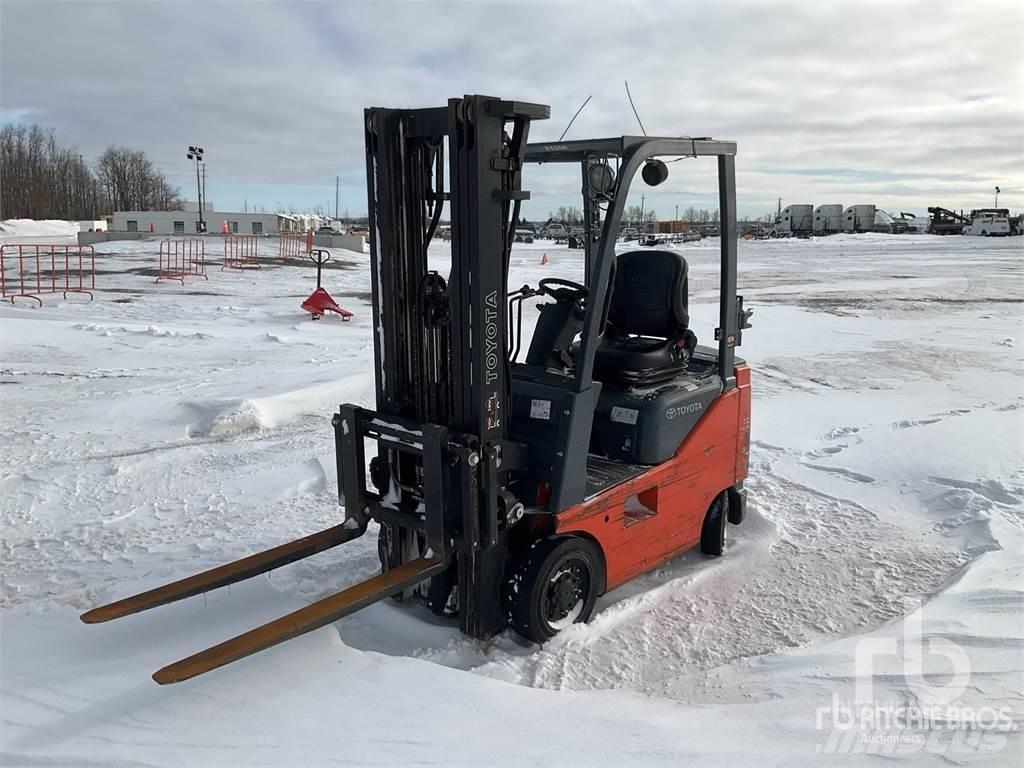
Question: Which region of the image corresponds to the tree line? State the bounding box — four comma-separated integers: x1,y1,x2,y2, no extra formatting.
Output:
1,123,184,220
543,205,721,225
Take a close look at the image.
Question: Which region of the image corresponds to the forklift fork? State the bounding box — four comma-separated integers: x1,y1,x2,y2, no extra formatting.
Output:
152,553,448,684
81,519,450,684
81,522,368,624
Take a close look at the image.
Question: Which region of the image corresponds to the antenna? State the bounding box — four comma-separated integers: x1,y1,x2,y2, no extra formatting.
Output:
624,81,647,136
558,94,592,142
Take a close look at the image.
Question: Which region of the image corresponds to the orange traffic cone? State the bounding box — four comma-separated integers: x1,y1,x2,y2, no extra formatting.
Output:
541,253,549,265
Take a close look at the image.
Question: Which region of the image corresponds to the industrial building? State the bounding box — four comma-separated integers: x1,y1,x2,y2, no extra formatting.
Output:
109,210,302,235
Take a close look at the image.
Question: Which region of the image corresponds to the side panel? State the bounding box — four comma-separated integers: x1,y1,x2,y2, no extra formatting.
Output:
554,387,741,591
734,364,751,482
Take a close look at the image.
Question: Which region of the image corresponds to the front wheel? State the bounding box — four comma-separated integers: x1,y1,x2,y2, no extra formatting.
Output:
504,537,601,643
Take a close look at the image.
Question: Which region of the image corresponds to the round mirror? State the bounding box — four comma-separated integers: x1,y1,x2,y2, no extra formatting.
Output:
587,162,616,196
642,159,668,186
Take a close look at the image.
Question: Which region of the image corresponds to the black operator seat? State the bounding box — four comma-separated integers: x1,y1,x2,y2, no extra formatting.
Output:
589,249,697,388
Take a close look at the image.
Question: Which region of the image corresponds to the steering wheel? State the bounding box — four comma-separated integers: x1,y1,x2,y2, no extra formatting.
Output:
538,277,588,303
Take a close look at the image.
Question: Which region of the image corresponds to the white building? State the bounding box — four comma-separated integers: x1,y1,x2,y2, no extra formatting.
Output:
110,210,300,235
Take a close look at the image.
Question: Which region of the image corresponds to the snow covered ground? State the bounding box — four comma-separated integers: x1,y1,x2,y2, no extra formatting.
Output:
1,232,1021,766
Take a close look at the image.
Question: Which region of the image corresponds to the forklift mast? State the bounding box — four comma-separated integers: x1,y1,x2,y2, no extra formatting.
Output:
340,96,549,637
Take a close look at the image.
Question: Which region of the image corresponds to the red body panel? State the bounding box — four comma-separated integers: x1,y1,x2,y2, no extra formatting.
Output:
555,365,751,591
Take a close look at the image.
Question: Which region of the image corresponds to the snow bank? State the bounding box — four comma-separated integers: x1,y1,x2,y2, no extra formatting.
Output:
184,375,373,437
0,218,79,240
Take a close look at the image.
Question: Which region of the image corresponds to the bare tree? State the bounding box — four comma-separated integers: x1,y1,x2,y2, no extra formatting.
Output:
547,206,583,225
1,124,98,219
1,124,184,219
94,146,183,212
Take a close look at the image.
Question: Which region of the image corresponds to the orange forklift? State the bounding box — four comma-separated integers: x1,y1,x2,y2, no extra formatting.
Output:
82,95,752,683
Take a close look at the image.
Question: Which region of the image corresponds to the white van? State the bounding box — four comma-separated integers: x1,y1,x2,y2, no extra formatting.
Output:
962,212,1011,237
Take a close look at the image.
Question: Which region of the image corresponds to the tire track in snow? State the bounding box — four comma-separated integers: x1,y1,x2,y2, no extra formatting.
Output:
396,450,974,705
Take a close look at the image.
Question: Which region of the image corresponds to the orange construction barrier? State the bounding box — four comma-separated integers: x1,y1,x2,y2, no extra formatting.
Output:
223,235,260,270
278,231,305,259
157,239,207,284
0,244,95,305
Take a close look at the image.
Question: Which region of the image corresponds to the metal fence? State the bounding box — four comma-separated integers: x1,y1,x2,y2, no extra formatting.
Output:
278,231,310,259
223,235,260,270
157,238,207,283
0,244,95,305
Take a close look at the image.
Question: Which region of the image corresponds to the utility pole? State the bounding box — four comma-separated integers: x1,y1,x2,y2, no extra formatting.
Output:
335,175,340,220
186,146,205,232
640,194,646,231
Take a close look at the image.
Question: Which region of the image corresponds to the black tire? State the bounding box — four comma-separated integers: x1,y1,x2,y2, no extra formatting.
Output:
700,492,728,556
504,537,601,644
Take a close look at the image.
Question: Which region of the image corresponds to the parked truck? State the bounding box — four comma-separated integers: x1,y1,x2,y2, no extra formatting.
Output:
927,207,970,235
842,204,876,233
770,204,813,237
812,204,843,235
963,209,1012,237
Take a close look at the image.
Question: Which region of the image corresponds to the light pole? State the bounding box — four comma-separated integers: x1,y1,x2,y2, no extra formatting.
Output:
995,186,1000,208
187,146,205,232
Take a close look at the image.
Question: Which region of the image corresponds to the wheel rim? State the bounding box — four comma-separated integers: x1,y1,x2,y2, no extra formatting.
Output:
542,557,591,629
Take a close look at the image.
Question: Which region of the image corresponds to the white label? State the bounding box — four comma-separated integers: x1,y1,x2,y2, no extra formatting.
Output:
610,406,639,425
529,399,551,420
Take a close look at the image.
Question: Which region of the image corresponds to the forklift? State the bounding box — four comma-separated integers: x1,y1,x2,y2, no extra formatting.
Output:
81,95,753,684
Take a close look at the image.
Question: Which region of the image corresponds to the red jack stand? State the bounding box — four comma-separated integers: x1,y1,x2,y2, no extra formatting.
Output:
301,250,352,320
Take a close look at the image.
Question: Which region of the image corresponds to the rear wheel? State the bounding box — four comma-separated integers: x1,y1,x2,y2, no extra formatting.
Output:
700,492,728,556
504,537,601,643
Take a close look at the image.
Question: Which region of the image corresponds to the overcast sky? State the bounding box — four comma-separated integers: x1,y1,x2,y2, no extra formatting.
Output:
2,0,1021,219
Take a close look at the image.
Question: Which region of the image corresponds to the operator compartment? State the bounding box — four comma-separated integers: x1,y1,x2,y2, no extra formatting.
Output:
591,348,721,464
584,248,722,465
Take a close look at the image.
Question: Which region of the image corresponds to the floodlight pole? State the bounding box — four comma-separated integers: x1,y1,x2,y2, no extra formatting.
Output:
187,145,206,233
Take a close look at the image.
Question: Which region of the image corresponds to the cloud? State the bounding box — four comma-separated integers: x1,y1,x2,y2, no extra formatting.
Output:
2,0,1021,217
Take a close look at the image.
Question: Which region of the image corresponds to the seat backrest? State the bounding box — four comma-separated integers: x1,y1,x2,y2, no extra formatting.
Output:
607,249,689,338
